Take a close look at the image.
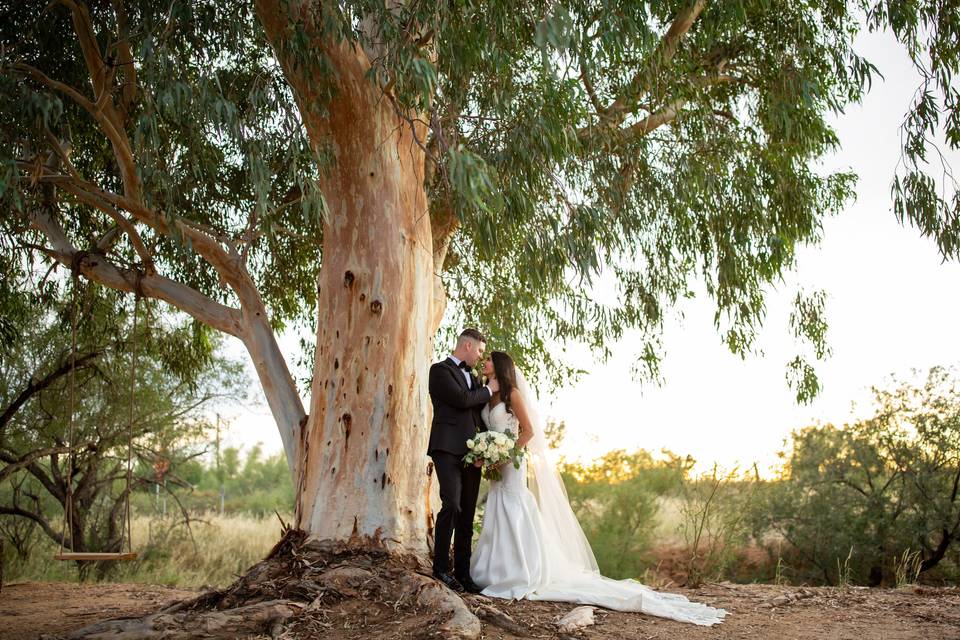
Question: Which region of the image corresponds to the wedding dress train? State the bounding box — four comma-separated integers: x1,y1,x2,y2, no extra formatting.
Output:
470,390,727,626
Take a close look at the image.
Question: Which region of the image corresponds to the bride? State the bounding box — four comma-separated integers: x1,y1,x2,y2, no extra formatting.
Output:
469,351,727,626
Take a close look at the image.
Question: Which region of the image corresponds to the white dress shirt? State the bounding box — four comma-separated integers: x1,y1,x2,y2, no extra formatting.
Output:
448,355,494,397
447,355,473,388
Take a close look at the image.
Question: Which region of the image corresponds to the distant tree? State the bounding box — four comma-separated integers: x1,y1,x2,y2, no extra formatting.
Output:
543,419,567,451
165,443,295,516
0,280,246,577
761,367,960,585
563,449,690,578
677,464,759,586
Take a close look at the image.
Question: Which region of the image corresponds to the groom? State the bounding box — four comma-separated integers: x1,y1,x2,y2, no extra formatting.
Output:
427,328,499,594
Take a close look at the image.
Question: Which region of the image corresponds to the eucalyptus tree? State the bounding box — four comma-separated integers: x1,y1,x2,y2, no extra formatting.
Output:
2,0,957,553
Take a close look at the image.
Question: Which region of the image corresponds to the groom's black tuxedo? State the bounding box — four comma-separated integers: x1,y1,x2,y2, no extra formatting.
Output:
427,357,491,579
428,358,489,455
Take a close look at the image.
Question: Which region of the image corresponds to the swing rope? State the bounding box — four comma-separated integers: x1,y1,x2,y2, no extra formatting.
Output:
121,273,144,556
56,263,81,558
56,259,140,562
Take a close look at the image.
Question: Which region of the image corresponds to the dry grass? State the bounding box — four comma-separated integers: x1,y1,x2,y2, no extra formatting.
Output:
6,514,289,587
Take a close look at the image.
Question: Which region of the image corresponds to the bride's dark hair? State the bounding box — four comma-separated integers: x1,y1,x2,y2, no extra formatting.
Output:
490,351,518,415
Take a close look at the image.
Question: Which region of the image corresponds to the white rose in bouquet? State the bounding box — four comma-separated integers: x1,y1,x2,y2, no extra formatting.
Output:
463,429,525,481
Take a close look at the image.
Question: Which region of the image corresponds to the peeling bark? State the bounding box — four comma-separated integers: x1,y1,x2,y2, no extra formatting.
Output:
256,1,441,550
298,45,436,549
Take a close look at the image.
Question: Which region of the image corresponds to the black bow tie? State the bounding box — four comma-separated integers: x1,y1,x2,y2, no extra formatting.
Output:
457,360,470,370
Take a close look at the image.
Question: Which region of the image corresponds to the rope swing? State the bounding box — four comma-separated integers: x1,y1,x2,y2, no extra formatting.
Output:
55,263,141,562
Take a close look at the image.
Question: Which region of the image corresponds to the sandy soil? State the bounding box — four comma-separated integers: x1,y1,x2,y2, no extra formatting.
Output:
0,582,196,640
0,580,957,640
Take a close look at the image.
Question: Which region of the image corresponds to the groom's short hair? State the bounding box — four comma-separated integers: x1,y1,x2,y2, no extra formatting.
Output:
458,328,486,345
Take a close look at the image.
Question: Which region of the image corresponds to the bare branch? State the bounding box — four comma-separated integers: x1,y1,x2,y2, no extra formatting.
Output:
0,351,100,432
28,207,245,337
0,505,66,548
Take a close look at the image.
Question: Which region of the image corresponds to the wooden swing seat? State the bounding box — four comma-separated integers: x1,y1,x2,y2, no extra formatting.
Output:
54,552,138,561
55,275,144,568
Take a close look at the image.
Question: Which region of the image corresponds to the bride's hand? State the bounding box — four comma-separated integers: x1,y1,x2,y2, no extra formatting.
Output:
473,459,483,468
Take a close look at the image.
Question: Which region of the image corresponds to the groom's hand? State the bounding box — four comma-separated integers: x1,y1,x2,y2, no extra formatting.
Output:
487,377,500,394
473,459,484,468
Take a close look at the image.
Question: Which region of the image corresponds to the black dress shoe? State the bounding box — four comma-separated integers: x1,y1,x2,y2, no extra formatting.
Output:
455,574,483,594
433,570,465,592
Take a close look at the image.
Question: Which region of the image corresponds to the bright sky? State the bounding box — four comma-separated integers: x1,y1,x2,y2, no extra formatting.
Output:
216,28,960,476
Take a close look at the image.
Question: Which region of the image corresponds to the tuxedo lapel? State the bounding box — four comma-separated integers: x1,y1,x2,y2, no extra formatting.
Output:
445,357,469,389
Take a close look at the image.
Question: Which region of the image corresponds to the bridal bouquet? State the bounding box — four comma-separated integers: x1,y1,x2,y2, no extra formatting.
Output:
464,430,525,481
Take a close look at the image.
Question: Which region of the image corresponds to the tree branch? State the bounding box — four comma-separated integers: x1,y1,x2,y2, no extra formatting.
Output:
0,447,72,485
836,476,870,498
429,200,459,270
110,0,139,118
23,176,304,467
601,0,708,124
580,70,734,144
0,447,65,503
58,181,154,271
28,207,244,337
13,62,139,200
0,505,66,548
25,0,142,201
22,168,255,306
39,127,153,270
579,64,603,115
620,97,687,138
0,351,100,432
58,0,110,99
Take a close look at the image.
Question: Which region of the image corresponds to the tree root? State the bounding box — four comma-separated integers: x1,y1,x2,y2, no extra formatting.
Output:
55,528,482,640
59,599,302,639
472,601,530,636
400,572,481,639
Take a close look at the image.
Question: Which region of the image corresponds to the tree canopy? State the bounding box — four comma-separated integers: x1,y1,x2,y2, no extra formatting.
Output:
1,0,957,401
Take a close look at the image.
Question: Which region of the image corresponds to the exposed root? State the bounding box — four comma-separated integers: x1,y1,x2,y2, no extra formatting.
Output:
400,572,481,639
56,529,480,640
60,599,302,639
472,602,531,636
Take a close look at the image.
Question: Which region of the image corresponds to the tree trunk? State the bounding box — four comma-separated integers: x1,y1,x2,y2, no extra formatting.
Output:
920,529,953,573
285,42,437,551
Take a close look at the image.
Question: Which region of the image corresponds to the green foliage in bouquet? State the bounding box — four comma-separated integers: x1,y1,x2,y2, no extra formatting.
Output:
464,430,525,481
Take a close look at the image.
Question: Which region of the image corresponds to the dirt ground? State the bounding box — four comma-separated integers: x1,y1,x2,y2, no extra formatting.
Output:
0,582,196,640
1,580,957,640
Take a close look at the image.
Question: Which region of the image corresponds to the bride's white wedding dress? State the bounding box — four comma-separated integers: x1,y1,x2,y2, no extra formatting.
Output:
470,379,727,626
